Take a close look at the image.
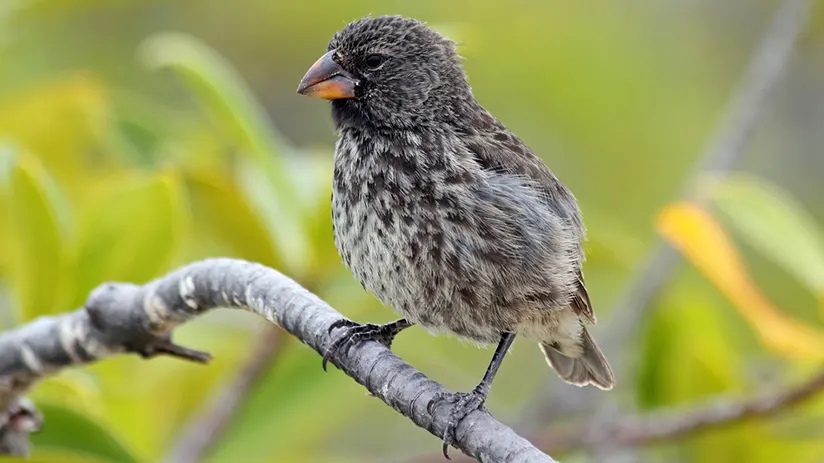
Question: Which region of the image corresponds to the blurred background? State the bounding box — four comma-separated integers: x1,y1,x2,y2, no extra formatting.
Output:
1,0,824,462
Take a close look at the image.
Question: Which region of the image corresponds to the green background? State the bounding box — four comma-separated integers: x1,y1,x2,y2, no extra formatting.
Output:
1,0,824,462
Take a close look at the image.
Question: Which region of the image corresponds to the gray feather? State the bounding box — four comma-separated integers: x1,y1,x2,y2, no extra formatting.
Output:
540,327,614,390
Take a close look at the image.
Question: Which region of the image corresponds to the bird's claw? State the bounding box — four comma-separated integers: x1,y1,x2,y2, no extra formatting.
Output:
322,320,403,372
427,389,488,459
326,318,360,335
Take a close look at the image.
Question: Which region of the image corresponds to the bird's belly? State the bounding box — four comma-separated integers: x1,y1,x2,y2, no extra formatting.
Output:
332,198,443,315
331,197,504,344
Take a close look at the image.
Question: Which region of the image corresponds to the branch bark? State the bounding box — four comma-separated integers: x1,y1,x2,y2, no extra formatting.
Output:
426,366,824,463
0,258,555,462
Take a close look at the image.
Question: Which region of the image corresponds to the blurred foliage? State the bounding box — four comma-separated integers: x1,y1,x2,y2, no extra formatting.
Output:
658,197,824,359
1,0,824,462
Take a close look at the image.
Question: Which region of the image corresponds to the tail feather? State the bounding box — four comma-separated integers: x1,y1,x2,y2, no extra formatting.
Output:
540,327,614,390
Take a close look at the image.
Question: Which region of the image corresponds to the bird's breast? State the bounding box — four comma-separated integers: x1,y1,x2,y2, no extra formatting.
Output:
329,131,471,324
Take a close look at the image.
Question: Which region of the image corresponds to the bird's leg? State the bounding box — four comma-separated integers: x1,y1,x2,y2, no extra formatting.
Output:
322,318,413,371
428,332,516,459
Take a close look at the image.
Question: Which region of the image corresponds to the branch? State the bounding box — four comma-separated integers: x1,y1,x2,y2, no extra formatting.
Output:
540,366,824,452
429,366,824,463
0,258,555,462
162,326,288,463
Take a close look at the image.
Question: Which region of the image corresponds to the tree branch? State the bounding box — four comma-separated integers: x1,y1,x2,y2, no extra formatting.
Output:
0,258,555,462
539,366,824,452
426,366,824,463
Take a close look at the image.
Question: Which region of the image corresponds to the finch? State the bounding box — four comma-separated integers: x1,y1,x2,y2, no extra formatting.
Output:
297,15,614,456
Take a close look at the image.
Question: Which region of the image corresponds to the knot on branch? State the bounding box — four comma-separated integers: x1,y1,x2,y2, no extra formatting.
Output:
85,283,211,364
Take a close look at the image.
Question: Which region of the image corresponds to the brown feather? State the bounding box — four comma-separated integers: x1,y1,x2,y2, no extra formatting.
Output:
571,271,596,324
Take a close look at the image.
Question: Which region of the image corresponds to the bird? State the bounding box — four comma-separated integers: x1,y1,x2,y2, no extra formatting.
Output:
296,15,614,457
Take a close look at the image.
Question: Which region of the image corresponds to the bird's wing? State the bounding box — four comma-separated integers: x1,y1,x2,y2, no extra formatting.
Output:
571,270,596,323
462,112,585,234
463,111,596,323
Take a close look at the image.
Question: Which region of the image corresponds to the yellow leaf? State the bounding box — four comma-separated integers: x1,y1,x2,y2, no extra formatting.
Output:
656,202,824,361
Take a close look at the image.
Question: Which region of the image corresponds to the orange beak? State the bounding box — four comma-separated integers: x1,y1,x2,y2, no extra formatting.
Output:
296,50,357,100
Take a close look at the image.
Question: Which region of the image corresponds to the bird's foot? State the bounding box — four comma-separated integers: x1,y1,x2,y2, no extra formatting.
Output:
427,387,489,459
322,318,410,371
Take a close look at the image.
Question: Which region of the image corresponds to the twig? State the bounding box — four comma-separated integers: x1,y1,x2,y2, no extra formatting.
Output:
162,326,288,463
539,366,824,452
0,258,556,462
603,0,813,360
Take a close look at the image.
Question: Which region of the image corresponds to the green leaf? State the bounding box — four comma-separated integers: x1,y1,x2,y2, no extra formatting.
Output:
30,401,143,463
0,141,12,180
0,2,26,54
637,276,742,409
709,174,824,294
138,32,291,173
73,170,185,303
0,142,14,277
5,451,110,463
7,150,72,321
138,33,309,273
235,158,312,277
183,169,281,268
30,370,103,415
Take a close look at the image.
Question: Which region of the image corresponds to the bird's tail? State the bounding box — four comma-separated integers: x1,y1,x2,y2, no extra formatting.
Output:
539,327,614,390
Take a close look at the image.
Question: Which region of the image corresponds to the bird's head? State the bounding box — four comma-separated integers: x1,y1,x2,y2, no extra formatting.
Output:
297,15,471,130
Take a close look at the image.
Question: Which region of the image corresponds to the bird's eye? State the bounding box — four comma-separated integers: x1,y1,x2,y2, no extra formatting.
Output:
364,54,385,69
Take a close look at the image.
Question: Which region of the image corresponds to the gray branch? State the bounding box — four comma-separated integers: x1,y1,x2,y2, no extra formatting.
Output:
538,366,824,452
417,366,824,463
0,258,555,462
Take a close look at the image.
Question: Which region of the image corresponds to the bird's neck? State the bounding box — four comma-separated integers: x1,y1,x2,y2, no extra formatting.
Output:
335,122,476,189
336,124,435,159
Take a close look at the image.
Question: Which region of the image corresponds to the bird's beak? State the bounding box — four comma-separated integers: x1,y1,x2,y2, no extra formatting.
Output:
296,50,357,100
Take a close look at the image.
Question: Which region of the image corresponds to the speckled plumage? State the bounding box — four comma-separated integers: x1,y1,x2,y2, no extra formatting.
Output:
332,123,586,347
300,15,613,452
